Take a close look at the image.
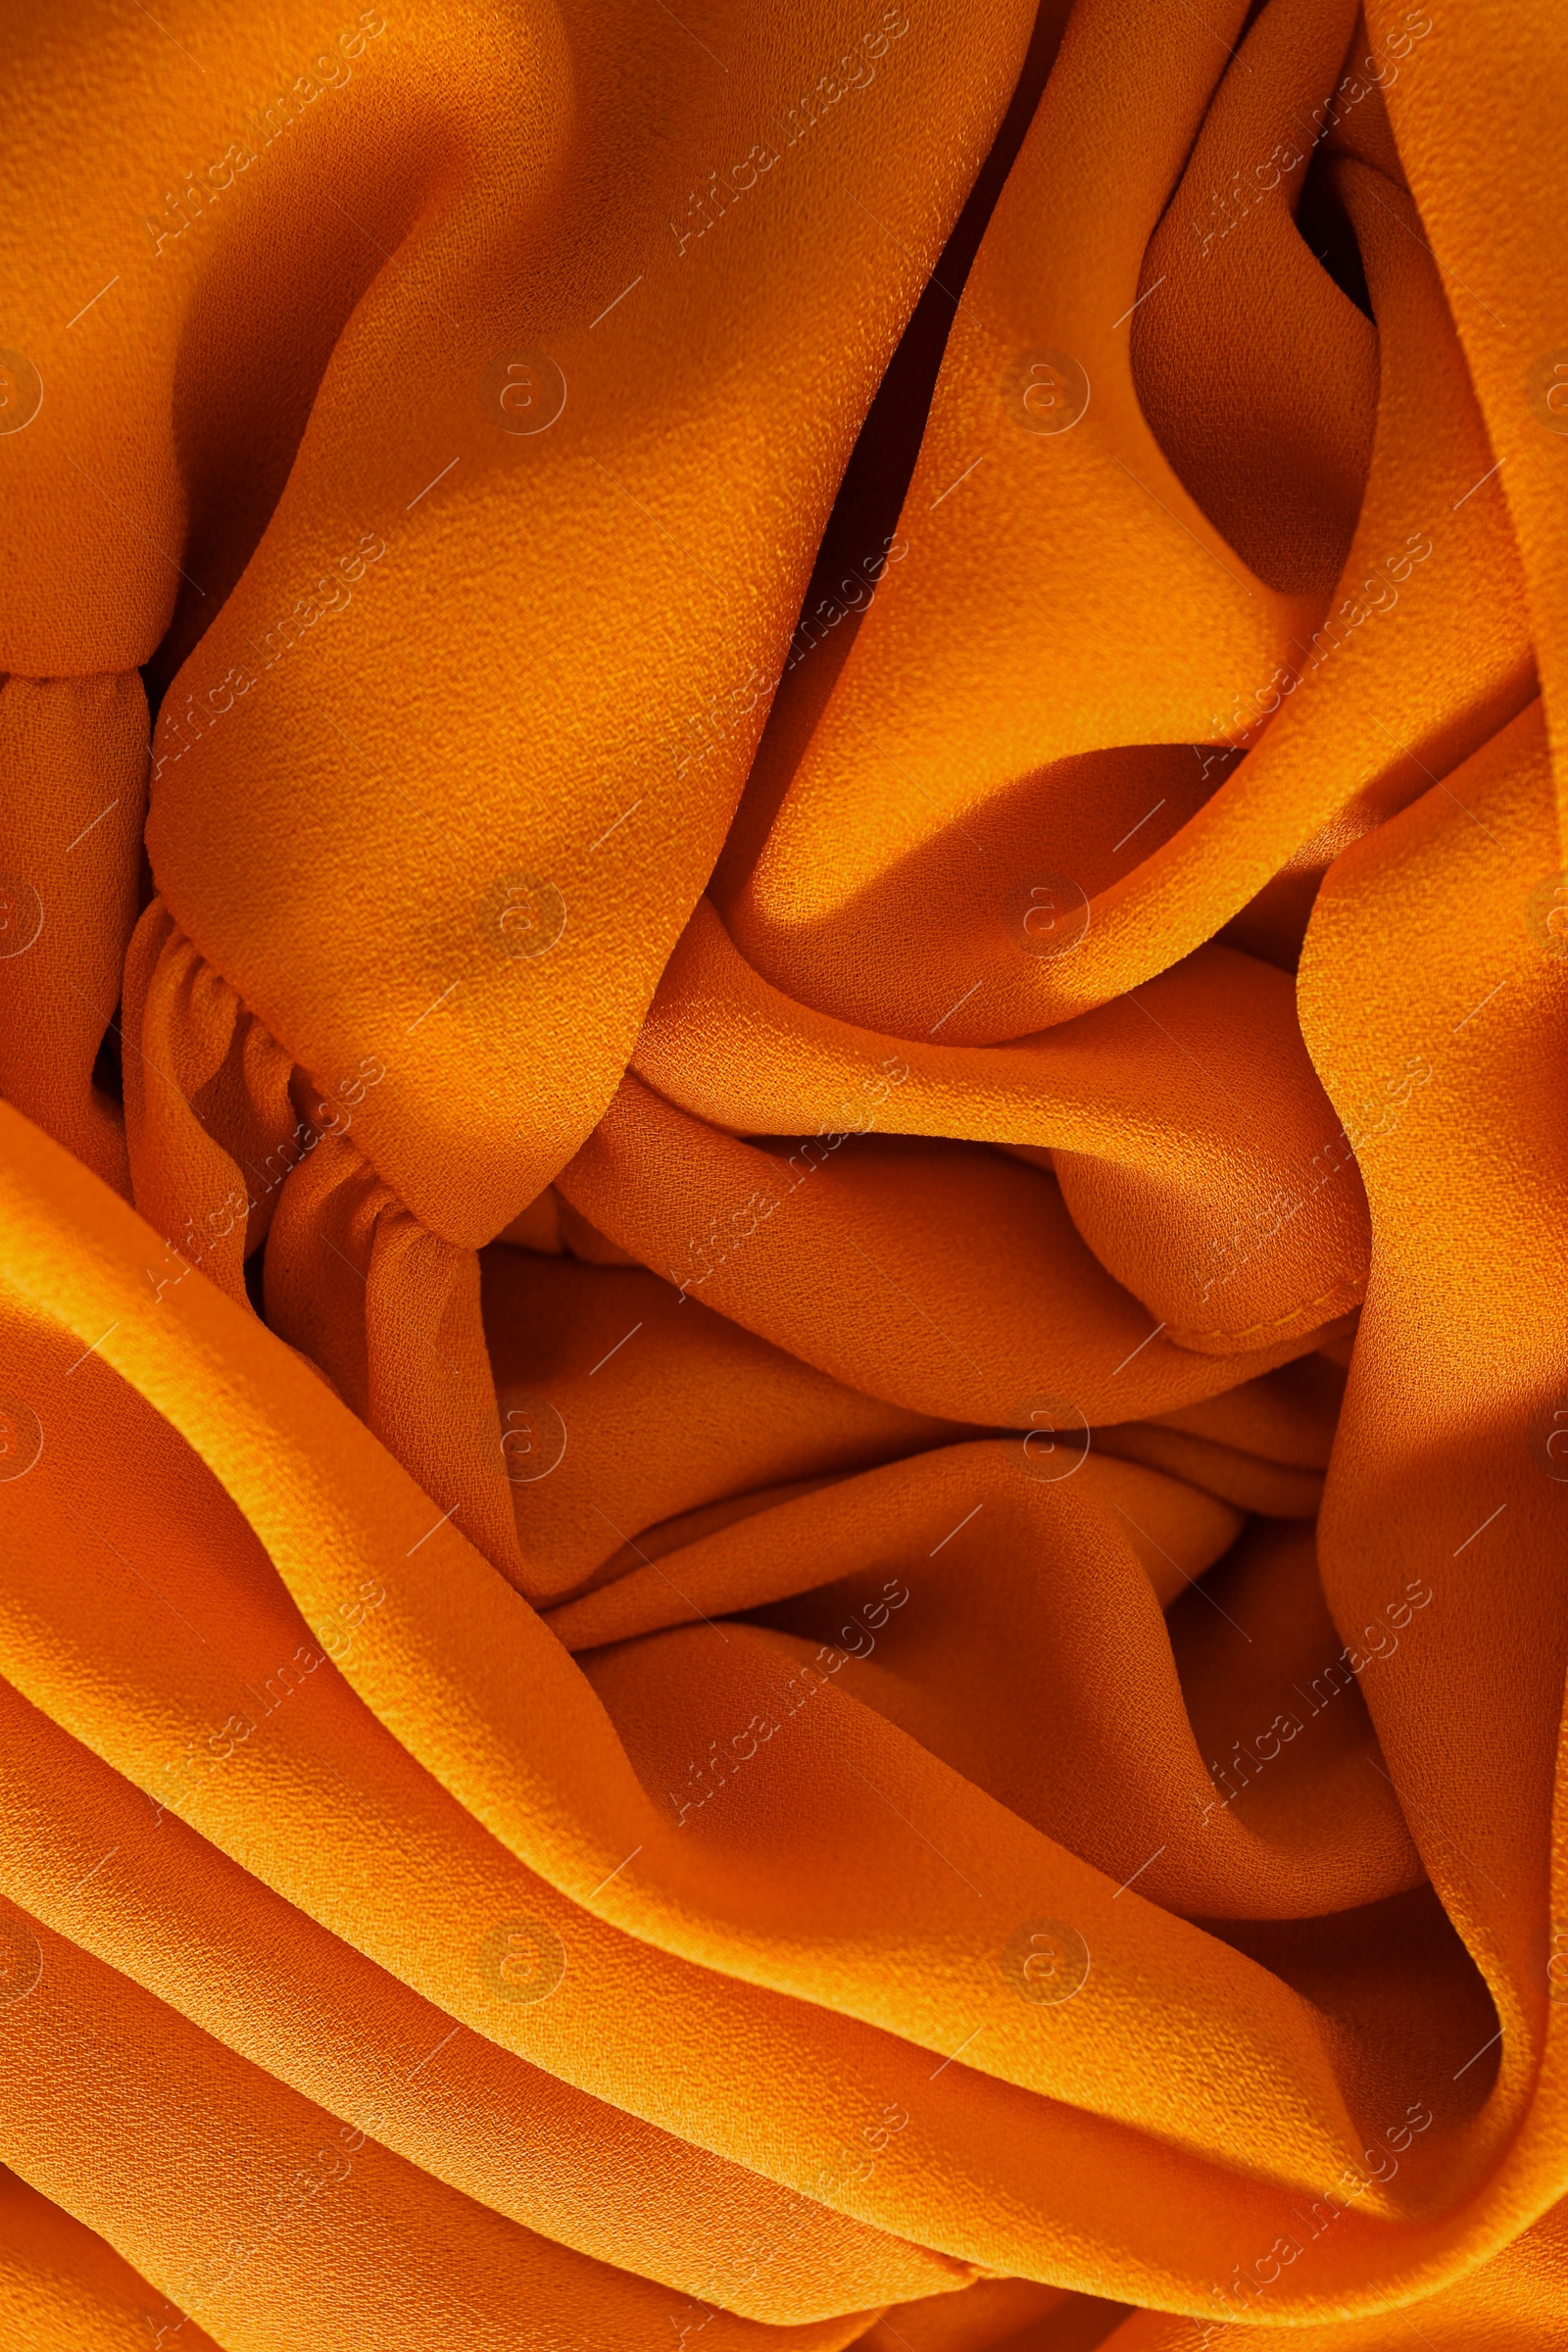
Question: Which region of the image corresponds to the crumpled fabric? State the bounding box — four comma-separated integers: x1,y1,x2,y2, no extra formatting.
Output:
1,0,1566,2345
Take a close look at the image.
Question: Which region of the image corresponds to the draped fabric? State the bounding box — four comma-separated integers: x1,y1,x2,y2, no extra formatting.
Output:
1,0,1565,2345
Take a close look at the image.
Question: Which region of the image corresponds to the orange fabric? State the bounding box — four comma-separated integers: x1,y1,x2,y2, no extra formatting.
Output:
1,0,1566,2347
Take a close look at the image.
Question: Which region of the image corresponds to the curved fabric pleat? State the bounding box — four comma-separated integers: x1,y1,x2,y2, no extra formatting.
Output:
3,0,1567,2344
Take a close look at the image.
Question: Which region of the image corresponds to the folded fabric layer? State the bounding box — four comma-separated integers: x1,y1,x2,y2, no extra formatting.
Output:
2,0,1567,2344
